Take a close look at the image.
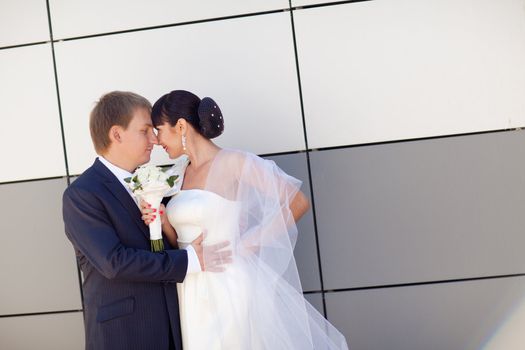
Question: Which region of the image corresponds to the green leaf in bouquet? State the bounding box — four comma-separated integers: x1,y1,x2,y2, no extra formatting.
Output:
166,175,179,188
124,177,132,183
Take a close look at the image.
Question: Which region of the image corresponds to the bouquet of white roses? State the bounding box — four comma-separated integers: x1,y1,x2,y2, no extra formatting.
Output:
125,164,179,252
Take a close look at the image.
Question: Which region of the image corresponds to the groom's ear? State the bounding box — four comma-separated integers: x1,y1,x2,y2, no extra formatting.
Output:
108,125,123,144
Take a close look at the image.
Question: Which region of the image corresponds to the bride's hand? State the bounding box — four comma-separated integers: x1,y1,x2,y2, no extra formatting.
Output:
139,200,166,226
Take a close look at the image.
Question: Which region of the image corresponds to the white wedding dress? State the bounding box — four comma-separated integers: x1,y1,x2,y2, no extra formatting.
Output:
167,189,254,349
165,150,348,350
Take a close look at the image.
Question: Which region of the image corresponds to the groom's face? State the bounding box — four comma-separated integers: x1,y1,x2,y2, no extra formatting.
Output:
119,107,158,168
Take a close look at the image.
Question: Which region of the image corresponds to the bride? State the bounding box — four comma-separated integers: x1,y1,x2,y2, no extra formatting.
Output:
141,90,348,349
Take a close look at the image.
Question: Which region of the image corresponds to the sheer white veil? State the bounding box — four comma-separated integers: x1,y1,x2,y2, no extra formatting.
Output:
203,149,348,349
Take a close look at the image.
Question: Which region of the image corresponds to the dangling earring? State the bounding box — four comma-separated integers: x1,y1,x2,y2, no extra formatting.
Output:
182,134,187,151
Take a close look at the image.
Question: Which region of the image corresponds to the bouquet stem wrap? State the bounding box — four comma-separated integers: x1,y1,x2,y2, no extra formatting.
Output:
138,189,166,252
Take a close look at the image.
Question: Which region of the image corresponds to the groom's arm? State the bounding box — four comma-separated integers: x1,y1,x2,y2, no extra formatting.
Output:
62,185,188,283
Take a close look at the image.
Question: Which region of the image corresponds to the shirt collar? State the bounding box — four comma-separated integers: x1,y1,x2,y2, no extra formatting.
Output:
98,156,135,197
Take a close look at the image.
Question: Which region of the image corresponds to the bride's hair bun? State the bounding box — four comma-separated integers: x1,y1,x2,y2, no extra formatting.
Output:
197,97,224,139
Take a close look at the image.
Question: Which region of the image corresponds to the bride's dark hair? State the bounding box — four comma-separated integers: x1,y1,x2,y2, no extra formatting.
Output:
151,90,224,139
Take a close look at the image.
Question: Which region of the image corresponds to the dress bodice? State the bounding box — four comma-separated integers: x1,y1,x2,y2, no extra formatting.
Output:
166,189,241,247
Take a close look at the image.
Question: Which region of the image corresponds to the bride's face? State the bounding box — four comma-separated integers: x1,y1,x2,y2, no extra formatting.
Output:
156,121,183,159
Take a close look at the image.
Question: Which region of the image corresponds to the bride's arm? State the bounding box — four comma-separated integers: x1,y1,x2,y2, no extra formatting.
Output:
290,191,310,223
160,211,178,247
228,151,310,223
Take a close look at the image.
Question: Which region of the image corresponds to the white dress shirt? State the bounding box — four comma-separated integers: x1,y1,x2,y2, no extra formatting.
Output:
98,156,201,274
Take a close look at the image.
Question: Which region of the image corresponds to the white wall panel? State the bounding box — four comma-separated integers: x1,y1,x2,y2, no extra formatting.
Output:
0,0,50,47
0,45,66,182
325,277,525,350
0,312,84,350
292,0,340,6
0,179,82,315
49,0,289,39
55,13,304,175
294,0,525,149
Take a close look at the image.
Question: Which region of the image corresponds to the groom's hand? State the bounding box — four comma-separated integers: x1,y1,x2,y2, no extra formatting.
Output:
191,233,232,272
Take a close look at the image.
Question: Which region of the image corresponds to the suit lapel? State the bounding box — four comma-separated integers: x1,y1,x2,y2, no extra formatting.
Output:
93,159,150,239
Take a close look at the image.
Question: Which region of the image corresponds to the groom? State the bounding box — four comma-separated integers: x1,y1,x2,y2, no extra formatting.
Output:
63,91,228,350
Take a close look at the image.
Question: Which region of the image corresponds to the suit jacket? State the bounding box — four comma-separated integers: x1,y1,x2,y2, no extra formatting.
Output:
62,159,188,350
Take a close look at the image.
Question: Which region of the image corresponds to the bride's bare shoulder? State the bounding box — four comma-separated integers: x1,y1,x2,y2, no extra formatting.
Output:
216,149,249,167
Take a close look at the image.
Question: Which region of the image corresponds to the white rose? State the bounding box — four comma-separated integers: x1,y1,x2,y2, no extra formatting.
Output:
158,171,168,182
137,167,149,184
151,167,163,182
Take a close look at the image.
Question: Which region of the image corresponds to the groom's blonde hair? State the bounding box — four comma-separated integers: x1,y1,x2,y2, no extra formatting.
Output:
89,91,151,154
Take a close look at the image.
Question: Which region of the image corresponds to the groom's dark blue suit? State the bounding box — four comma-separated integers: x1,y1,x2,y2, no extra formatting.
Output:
63,158,187,350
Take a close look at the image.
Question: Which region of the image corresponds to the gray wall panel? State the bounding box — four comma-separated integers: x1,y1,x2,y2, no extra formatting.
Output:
311,131,525,290
267,153,321,292
304,292,324,315
0,179,81,315
0,312,84,350
325,277,525,350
